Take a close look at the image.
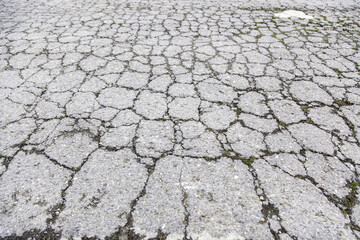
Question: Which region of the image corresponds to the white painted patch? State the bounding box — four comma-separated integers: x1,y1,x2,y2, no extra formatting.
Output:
274,10,314,19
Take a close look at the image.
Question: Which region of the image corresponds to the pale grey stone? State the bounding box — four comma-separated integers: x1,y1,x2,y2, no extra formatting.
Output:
254,161,355,240
90,107,118,121
0,119,36,156
265,131,302,153
180,121,206,139
305,152,353,198
1,2,359,238
289,123,334,155
226,123,265,157
265,153,306,176
238,92,269,116
269,100,306,124
97,87,136,109
255,77,282,91
134,90,167,119
133,156,185,239
48,71,85,92
79,55,106,71
100,125,136,148
0,152,71,237
201,105,236,130
79,77,106,92
169,97,200,120
0,70,24,88
197,82,237,103
36,100,64,119
177,131,222,158
8,87,37,105
148,75,173,92
239,113,278,133
290,81,333,104
55,149,147,239
184,158,272,239
136,120,174,157
117,72,149,89
66,92,100,116
45,132,98,168
9,53,34,69
243,51,270,63
218,74,250,90
308,106,351,136
27,70,54,87
341,105,360,127
0,100,26,127
339,141,360,164
112,109,141,127
168,83,196,97
63,52,83,65
27,120,59,146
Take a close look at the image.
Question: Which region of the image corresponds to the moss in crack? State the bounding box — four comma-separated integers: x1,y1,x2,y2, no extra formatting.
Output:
279,121,287,127
349,181,360,191
335,99,353,107
306,118,313,124
241,156,257,168
341,180,360,216
223,150,233,157
301,106,309,115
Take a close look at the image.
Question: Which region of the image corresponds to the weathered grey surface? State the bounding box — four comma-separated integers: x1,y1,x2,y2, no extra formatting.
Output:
0,0,360,239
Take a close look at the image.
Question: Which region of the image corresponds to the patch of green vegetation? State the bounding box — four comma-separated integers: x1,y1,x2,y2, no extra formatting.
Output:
242,156,257,168
223,150,233,157
230,120,237,125
334,69,343,77
334,99,352,107
349,181,360,190
352,225,360,231
344,199,352,208
279,121,287,127
306,118,313,124
216,102,223,106
342,209,349,215
302,107,309,115
236,109,242,115
204,156,212,162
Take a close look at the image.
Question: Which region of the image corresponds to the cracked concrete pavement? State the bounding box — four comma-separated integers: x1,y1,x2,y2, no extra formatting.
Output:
0,0,360,239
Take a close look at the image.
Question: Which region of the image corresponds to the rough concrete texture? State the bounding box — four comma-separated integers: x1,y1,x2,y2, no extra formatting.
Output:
0,0,360,239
